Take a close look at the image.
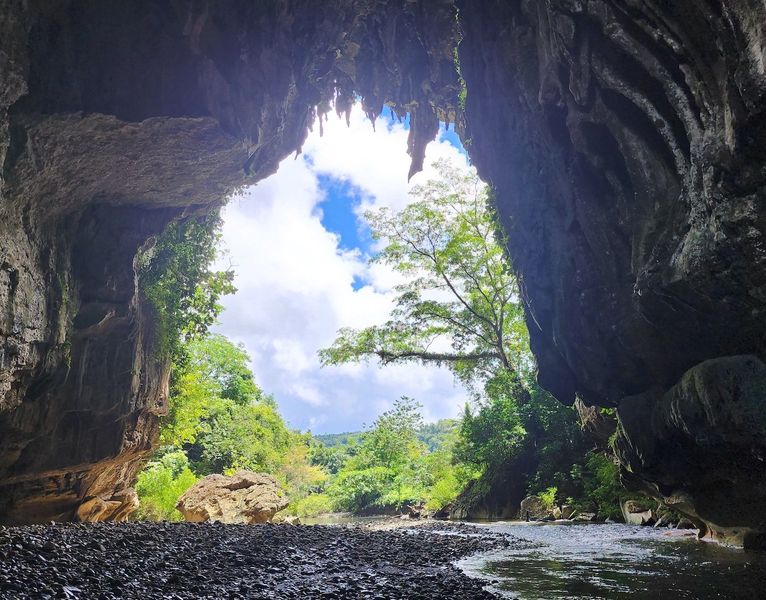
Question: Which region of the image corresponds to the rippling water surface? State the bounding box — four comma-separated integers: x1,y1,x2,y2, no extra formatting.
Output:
458,522,766,599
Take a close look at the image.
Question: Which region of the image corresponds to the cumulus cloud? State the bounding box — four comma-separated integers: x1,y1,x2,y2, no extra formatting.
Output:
214,106,472,432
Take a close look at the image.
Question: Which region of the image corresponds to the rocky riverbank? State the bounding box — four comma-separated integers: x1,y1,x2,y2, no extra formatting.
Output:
0,521,511,598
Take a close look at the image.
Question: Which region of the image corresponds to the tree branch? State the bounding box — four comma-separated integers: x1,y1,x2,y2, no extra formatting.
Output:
376,350,501,365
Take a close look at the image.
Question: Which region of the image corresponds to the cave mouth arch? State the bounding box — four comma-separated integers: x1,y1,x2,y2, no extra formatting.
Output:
212,104,476,436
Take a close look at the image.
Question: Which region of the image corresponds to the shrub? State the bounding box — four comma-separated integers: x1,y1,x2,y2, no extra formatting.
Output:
135,450,198,521
425,472,463,511
286,494,335,518
327,467,394,512
538,486,558,509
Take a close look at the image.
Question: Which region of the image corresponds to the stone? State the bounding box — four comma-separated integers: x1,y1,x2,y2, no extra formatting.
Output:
75,498,110,523
677,519,696,530
621,501,654,526
560,505,574,520
519,496,550,521
75,488,139,523
573,513,596,523
176,471,288,525
0,0,460,524
616,356,766,546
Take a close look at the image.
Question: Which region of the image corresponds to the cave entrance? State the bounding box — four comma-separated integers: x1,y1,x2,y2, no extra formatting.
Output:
212,105,472,435
134,103,504,523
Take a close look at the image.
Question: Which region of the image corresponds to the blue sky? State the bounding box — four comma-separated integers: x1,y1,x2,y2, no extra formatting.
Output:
214,106,473,433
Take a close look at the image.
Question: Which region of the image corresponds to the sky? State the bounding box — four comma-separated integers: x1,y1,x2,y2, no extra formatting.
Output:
213,106,473,433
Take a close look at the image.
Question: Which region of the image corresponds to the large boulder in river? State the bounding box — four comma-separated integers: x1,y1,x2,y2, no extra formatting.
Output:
621,500,655,526
177,471,287,524
519,496,550,521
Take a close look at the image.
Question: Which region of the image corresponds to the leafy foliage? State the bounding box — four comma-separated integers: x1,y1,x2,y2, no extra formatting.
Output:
570,452,627,520
135,450,198,521
538,486,557,510
320,159,530,397
137,334,318,518
138,212,235,361
322,398,477,513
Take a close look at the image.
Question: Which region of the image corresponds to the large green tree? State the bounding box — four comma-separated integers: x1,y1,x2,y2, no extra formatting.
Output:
319,159,530,397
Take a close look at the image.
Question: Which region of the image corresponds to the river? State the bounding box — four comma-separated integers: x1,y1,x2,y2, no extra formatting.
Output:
458,521,766,599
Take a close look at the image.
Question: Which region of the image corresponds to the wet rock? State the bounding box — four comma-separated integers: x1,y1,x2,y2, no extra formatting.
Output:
616,356,766,546
519,496,550,521
459,0,766,546
176,471,287,525
621,501,655,526
0,521,509,598
573,513,596,523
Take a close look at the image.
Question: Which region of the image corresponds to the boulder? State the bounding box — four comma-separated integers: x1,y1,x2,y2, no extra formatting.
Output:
75,488,139,522
573,512,596,522
560,505,574,520
519,496,550,521
677,518,696,530
622,500,655,526
176,471,287,524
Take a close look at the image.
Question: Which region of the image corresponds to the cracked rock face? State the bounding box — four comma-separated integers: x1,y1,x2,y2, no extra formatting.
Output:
458,0,766,545
1,0,765,546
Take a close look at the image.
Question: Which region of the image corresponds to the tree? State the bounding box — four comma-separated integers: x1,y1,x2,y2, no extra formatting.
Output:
319,159,530,399
161,334,264,447
138,212,235,361
327,397,428,512
357,396,424,469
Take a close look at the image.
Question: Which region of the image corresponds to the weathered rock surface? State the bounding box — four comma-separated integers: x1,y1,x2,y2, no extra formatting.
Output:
519,496,550,521
458,0,766,545
76,488,139,523
616,355,766,546
621,500,654,526
176,471,287,524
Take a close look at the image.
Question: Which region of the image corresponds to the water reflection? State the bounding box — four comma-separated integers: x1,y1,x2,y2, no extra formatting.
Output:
458,522,766,599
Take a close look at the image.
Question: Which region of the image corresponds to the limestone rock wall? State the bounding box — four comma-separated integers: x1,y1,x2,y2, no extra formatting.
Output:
0,0,459,522
457,0,766,545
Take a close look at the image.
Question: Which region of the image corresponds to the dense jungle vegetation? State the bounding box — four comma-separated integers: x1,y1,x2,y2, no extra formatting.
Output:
135,163,632,522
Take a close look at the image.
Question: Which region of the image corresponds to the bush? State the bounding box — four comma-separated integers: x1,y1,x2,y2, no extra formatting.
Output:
425,472,463,511
328,467,394,512
285,493,335,518
538,486,557,509
135,450,198,521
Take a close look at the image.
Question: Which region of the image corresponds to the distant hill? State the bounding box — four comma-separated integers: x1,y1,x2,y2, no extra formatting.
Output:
313,418,459,451
313,432,363,447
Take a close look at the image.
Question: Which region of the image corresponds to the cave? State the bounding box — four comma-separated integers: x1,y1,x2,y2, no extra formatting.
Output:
1,0,765,550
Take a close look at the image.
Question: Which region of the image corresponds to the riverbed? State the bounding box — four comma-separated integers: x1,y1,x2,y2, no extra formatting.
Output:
458,521,766,599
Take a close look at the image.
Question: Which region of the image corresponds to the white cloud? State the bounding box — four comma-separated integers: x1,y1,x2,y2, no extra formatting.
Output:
214,106,473,432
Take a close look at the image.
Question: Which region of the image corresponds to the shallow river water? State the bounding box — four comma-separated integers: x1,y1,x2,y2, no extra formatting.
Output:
458,521,766,600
